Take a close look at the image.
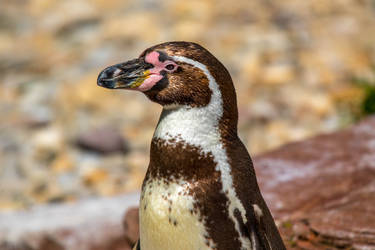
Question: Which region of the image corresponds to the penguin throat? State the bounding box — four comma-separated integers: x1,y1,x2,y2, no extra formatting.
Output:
153,55,224,151
154,106,221,153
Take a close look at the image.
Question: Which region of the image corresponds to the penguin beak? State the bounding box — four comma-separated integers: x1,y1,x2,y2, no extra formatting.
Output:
97,58,152,89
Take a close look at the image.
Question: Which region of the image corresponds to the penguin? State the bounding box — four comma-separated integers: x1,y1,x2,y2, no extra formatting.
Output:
97,41,285,250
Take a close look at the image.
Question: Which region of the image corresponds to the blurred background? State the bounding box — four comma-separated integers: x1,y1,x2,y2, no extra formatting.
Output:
1,0,375,211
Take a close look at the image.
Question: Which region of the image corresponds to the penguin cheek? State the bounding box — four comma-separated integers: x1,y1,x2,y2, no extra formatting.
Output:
135,74,164,92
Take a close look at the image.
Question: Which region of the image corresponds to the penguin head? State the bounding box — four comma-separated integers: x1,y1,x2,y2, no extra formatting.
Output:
97,41,236,110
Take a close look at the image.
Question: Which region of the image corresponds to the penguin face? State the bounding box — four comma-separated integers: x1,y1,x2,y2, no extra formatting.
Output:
97,42,215,108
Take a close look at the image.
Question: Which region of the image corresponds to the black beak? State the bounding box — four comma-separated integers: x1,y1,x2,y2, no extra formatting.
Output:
97,58,152,89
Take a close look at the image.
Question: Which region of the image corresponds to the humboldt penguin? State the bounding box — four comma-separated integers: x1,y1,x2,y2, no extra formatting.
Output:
97,41,285,250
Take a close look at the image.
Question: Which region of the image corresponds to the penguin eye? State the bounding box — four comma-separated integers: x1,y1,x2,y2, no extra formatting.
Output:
165,64,175,71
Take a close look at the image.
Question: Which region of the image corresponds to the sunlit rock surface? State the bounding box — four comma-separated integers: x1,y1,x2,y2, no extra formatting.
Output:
0,193,139,250
254,116,375,249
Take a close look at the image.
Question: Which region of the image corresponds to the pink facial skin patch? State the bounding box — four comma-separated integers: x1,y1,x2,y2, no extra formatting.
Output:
145,51,161,65
135,74,163,92
132,51,177,92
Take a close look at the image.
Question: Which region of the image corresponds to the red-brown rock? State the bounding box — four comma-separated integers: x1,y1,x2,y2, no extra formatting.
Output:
254,116,375,249
122,207,139,247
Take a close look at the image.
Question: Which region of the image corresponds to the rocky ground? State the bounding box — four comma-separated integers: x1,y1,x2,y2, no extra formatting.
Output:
2,116,375,250
1,0,375,210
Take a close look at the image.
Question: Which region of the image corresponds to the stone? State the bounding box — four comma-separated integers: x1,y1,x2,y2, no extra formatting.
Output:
39,236,64,250
0,193,139,250
0,242,33,250
122,207,139,246
253,116,375,249
76,127,129,154
262,63,294,85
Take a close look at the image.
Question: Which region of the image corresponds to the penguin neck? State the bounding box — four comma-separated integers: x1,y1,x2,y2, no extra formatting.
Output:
149,56,240,181
149,104,237,184
153,106,221,151
152,54,238,145
153,77,238,149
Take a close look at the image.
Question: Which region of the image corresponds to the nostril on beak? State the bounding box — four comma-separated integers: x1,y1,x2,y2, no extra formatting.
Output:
112,68,122,77
103,66,122,77
104,66,122,78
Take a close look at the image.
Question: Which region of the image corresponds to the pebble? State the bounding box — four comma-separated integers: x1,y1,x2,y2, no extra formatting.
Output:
76,127,130,154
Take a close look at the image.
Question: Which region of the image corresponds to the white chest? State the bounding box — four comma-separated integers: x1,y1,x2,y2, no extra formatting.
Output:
139,179,215,250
